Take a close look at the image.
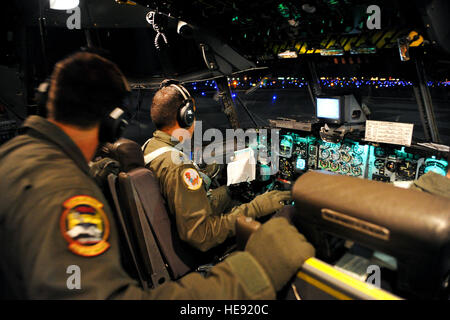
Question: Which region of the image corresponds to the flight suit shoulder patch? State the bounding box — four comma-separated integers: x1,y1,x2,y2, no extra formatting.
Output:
181,168,203,191
60,195,111,257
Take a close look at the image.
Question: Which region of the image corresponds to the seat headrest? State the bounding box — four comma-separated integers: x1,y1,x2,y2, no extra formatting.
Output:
109,138,145,172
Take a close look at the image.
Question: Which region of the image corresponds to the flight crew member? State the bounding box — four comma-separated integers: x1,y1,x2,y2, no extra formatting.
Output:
410,153,450,199
0,52,315,299
143,82,291,253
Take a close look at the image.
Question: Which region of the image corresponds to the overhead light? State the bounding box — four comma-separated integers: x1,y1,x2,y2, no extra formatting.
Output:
115,0,137,5
350,45,377,55
278,50,298,59
49,0,79,10
320,45,344,56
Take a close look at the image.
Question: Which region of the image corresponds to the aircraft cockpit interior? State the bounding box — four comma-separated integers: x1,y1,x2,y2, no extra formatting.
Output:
0,0,449,302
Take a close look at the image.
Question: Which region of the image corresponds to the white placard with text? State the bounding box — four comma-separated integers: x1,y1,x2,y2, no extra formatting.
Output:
365,120,414,146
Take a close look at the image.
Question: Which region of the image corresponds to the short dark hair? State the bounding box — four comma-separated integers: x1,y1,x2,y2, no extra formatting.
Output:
150,86,184,130
47,52,128,128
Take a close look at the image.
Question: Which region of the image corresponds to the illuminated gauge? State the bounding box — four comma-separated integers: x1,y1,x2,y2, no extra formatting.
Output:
280,159,293,175
352,144,364,155
375,147,386,158
374,158,385,169
295,158,306,171
309,145,317,154
319,159,329,169
351,155,363,166
398,160,417,178
320,149,330,159
424,158,448,176
330,161,339,172
386,161,397,172
340,143,352,153
280,135,294,158
340,163,350,174
340,151,352,163
292,146,301,156
322,142,332,149
352,166,362,176
330,149,340,161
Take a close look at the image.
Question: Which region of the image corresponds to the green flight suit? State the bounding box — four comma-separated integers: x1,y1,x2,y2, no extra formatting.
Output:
143,130,285,253
410,171,450,199
0,116,276,299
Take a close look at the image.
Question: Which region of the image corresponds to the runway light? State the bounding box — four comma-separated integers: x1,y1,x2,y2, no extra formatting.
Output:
272,95,277,100
49,0,79,10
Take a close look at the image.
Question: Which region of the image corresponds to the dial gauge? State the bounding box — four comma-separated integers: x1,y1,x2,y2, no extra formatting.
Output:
352,166,362,176
353,155,363,166
340,163,350,174
340,151,352,163
352,144,364,155
319,159,329,169
375,147,386,158
374,158,385,169
330,149,340,161
330,161,339,172
320,149,330,159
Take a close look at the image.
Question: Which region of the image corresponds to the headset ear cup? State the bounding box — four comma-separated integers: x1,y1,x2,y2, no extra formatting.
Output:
99,107,129,143
184,104,195,127
178,103,195,128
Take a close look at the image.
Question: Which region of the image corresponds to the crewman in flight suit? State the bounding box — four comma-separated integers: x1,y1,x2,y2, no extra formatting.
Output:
0,52,315,299
143,81,292,253
409,153,450,199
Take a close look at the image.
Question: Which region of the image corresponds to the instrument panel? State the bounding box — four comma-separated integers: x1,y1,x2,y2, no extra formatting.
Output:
316,140,369,178
275,130,448,184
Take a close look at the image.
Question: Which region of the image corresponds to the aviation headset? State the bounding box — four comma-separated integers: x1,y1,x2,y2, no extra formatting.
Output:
35,78,129,143
159,79,196,128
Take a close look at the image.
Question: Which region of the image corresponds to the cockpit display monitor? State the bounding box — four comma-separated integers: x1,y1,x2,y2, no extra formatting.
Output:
316,97,342,124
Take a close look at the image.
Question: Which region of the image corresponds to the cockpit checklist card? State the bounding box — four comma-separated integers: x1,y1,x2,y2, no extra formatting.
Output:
364,120,414,147
227,148,257,186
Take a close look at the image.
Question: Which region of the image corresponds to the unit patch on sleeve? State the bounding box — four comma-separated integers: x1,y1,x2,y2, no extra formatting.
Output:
60,195,110,257
182,168,203,191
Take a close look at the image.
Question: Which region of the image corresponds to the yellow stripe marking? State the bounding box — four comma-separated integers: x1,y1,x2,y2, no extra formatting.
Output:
299,258,401,300
298,272,352,300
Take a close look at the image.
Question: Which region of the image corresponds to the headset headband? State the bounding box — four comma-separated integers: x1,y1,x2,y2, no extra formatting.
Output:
160,79,192,101
169,83,191,101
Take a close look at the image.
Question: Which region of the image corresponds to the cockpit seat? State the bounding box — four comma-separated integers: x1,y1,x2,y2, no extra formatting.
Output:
104,138,200,287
